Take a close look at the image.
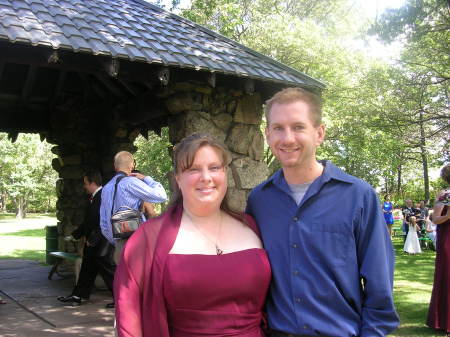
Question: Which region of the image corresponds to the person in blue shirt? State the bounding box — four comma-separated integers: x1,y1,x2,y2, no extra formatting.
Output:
382,194,394,236
246,87,399,337
100,151,167,264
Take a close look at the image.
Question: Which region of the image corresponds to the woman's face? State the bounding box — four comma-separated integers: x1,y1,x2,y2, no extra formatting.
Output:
175,145,227,212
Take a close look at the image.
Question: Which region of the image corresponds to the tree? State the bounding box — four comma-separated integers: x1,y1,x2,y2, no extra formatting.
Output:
133,127,172,202
0,133,58,218
370,0,450,200
174,0,445,199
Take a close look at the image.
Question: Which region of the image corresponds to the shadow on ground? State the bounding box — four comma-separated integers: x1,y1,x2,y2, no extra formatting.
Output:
0,259,114,337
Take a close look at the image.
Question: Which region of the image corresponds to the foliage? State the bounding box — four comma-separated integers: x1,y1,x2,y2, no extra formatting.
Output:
133,127,172,206
369,0,450,199
0,133,58,217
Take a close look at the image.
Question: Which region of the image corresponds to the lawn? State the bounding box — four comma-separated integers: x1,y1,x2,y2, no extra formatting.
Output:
391,236,445,336
0,213,445,335
0,213,56,264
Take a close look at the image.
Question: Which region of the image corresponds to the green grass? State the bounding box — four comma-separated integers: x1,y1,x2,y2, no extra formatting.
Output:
0,212,16,220
391,236,445,336
0,213,53,264
1,228,45,237
0,249,45,262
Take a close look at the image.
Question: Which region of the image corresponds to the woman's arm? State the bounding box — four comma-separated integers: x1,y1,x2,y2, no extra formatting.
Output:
432,190,450,224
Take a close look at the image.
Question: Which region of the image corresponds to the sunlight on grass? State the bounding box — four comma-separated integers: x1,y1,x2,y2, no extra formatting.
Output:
392,236,444,336
0,249,46,263
2,228,45,237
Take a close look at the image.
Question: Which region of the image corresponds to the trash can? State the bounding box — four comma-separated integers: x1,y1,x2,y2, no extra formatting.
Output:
45,226,58,265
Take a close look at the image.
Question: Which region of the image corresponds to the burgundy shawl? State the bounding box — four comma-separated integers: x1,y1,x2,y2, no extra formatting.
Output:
114,204,260,337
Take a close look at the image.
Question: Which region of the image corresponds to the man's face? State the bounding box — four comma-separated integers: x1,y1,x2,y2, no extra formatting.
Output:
83,177,96,195
265,101,325,170
420,201,425,208
406,200,412,207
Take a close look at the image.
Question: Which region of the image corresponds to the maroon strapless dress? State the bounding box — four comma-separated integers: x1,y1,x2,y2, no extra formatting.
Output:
427,205,450,332
163,248,271,337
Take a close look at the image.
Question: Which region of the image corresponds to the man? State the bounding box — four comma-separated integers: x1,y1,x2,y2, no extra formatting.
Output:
402,199,420,242
418,200,429,231
246,88,399,337
100,151,167,264
57,170,116,307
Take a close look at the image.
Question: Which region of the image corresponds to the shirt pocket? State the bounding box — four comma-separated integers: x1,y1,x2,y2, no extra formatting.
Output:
310,222,351,267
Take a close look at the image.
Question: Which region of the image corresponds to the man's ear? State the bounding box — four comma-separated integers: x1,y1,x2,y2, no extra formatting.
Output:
316,124,326,146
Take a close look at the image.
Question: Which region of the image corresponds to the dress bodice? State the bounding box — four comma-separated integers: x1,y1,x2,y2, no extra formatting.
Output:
163,248,271,337
383,201,393,212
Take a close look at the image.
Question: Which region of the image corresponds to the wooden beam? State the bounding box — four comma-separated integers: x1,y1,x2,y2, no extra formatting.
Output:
51,70,67,106
93,73,128,100
117,77,140,96
21,65,37,101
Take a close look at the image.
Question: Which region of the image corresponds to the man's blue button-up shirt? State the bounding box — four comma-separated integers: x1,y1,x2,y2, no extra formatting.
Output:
246,161,399,337
100,173,167,244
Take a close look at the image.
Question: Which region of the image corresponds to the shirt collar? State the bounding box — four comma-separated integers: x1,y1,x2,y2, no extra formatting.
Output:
262,160,354,189
92,186,102,198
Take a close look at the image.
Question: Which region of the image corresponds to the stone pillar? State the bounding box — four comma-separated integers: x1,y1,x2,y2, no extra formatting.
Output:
165,83,269,211
47,103,138,253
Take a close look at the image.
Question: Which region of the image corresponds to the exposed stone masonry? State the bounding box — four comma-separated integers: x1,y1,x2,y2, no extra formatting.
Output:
48,81,269,253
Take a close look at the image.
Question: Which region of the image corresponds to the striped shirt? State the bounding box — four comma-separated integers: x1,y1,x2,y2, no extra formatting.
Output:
100,173,167,244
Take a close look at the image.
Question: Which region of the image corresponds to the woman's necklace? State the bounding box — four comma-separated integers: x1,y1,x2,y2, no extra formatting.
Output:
189,212,223,255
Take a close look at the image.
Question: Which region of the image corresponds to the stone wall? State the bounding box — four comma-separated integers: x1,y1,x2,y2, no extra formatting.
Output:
48,80,269,253
47,98,139,253
164,82,269,211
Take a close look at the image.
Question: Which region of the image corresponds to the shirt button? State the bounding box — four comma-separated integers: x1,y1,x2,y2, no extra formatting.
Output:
292,243,298,248
295,297,302,303
303,324,309,329
293,216,298,221
293,270,299,276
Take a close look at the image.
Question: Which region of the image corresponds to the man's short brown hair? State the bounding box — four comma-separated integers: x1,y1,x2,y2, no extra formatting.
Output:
265,87,323,126
441,163,450,184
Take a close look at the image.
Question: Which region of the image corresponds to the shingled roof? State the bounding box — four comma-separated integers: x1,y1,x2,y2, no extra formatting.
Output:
0,0,324,90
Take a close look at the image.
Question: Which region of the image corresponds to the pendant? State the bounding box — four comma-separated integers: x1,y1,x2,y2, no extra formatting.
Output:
216,246,223,255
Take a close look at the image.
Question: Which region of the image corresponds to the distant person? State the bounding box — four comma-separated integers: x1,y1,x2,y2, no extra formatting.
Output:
402,199,420,242
382,194,395,236
418,200,429,232
427,163,450,334
114,134,270,337
100,151,167,265
246,87,399,336
403,216,422,254
57,170,116,307
426,213,437,250
132,169,158,220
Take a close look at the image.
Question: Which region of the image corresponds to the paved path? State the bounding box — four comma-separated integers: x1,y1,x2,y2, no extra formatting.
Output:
0,259,114,337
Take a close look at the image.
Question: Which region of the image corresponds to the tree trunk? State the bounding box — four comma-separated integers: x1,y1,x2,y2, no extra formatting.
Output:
0,191,6,212
396,164,402,195
15,196,27,219
418,110,430,203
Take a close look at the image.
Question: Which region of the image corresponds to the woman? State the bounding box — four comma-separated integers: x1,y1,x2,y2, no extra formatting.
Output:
427,163,450,335
114,133,271,337
403,216,421,254
382,194,394,236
